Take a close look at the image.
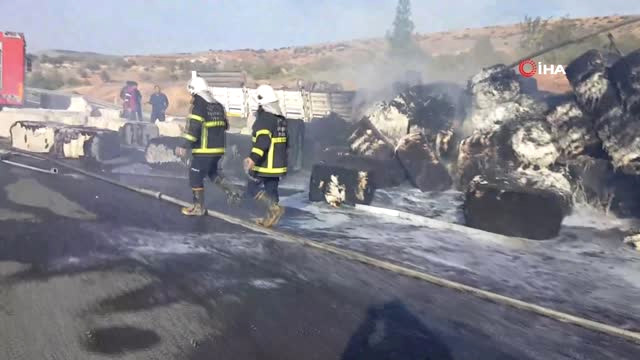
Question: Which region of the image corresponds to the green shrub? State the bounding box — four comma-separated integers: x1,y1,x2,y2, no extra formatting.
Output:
26,71,65,90
248,62,283,80
99,70,111,82
65,77,84,87
85,61,101,71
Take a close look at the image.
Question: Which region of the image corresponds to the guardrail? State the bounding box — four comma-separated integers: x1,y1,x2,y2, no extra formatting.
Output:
26,87,121,110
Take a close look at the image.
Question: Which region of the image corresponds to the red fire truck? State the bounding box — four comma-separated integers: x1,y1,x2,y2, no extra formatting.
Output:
0,31,31,109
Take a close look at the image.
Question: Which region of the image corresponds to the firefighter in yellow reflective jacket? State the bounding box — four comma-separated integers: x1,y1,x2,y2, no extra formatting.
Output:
177,75,241,216
243,84,288,227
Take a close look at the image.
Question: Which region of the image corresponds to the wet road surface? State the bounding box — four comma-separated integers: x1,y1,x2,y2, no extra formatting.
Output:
1,161,640,359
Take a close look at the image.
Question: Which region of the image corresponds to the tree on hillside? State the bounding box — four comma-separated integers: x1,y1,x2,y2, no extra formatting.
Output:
386,0,422,59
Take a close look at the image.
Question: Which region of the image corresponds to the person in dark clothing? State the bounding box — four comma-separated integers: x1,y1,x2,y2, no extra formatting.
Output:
176,76,241,216
133,82,143,121
148,85,169,122
121,81,138,121
243,84,288,227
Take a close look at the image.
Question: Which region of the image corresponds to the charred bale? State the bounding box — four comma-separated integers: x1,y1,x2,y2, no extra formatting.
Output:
309,164,376,206
10,121,57,153
456,127,515,189
464,174,567,240
405,83,466,134
396,133,452,192
510,120,559,168
545,100,602,161
465,94,549,133
119,122,160,147
456,117,558,188
53,126,121,162
363,83,465,145
303,113,351,167
363,101,410,144
467,64,521,109
609,49,640,115
144,136,187,170
567,156,640,218
595,107,640,175
565,49,621,117
318,146,406,188
348,118,395,160
10,121,120,161
608,174,640,218
304,113,351,147
565,49,620,85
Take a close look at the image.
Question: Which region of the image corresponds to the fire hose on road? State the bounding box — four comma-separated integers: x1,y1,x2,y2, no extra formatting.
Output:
0,150,59,174
8,148,640,345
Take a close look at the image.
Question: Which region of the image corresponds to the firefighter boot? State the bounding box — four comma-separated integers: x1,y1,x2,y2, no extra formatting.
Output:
182,188,206,216
254,191,285,228
212,175,242,206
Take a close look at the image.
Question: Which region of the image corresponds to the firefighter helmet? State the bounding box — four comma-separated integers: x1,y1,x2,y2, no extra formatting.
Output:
187,76,209,95
255,84,278,105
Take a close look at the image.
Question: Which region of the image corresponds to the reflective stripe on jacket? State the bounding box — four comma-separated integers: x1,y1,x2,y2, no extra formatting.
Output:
249,109,288,177
182,94,228,155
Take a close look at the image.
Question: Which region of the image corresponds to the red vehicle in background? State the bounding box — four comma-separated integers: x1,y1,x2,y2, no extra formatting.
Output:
0,31,31,109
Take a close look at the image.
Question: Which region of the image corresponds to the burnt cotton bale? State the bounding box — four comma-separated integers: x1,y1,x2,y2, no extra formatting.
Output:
348,118,395,160
467,64,521,109
119,122,159,147
318,146,406,188
463,175,566,240
10,121,120,161
54,126,121,162
609,49,640,115
566,155,640,218
565,49,621,117
309,164,376,207
594,107,640,176
396,133,452,192
545,100,602,161
144,136,187,170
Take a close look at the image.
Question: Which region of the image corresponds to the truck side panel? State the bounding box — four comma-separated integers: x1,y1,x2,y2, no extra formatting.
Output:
0,32,26,107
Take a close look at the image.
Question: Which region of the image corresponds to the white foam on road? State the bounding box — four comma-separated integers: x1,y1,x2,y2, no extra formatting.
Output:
563,204,640,231
278,188,640,325
250,279,287,289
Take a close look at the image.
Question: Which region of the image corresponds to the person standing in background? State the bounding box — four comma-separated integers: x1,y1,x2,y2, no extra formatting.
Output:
121,81,138,121
149,85,169,122
133,82,143,121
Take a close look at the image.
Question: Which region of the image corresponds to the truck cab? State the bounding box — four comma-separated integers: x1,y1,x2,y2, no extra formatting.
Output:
0,31,27,109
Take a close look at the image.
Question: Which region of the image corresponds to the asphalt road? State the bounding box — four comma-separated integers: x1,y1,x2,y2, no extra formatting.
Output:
1,160,640,359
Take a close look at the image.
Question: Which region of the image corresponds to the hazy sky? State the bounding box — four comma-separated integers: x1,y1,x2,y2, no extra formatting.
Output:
1,0,638,55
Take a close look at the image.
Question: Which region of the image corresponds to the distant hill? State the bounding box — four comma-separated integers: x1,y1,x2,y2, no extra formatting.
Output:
26,14,640,116
35,49,119,61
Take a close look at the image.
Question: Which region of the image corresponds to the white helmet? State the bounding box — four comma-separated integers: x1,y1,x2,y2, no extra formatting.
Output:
255,84,278,105
187,76,209,95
